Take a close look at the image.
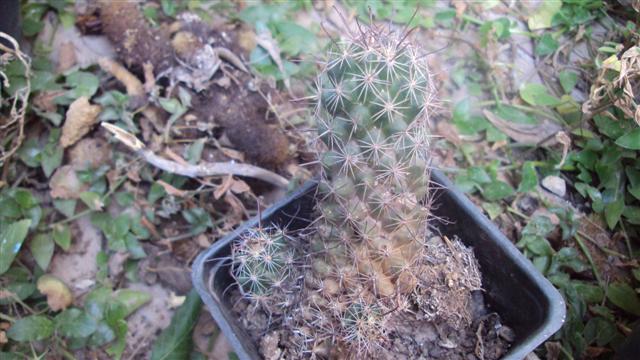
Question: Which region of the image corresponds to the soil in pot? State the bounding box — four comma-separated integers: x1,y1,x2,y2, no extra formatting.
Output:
226,233,513,360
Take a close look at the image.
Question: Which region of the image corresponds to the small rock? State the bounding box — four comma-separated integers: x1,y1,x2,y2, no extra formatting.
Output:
541,175,566,197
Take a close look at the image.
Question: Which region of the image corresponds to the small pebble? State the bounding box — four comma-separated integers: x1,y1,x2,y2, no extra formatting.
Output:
541,175,566,197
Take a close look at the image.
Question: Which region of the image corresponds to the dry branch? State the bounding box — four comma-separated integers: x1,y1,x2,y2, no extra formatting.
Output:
101,123,289,188
0,32,31,164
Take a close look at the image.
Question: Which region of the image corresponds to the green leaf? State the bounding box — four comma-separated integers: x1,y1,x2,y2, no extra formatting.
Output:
7,315,54,341
29,233,54,270
528,0,561,30
161,0,177,17
114,289,151,317
467,167,492,184
452,99,488,135
66,71,100,98
482,181,515,201
184,138,205,165
584,317,619,347
558,70,578,94
181,208,212,235
535,33,559,56
604,196,624,229
594,115,627,139
0,219,32,275
623,206,640,225
148,182,167,204
53,224,72,251
158,98,185,114
273,21,316,56
79,191,104,211
615,128,640,150
549,247,588,274
150,289,202,360
518,162,538,192
520,83,561,106
607,282,640,316
53,199,77,218
573,281,604,303
89,321,116,347
55,308,98,338
482,202,503,220
494,105,537,125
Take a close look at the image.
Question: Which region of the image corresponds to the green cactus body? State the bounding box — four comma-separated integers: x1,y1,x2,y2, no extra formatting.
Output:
231,227,299,309
313,26,435,299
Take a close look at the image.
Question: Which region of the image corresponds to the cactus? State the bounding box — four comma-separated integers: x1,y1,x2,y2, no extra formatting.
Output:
312,22,436,301
231,226,300,312
230,22,481,358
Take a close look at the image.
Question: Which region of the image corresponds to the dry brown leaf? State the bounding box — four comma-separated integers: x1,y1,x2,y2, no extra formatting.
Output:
50,165,87,199
37,274,73,311
483,109,562,146
157,179,188,197
223,192,246,230
33,90,65,112
163,147,190,166
68,137,112,170
60,96,102,148
435,120,461,146
98,57,144,97
230,178,251,194
219,146,245,162
141,216,161,239
57,41,77,73
214,175,234,200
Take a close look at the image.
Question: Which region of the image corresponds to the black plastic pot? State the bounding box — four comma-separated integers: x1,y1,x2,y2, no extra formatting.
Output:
192,170,566,359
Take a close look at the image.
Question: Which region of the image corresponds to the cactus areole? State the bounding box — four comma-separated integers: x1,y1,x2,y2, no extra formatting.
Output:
230,24,486,358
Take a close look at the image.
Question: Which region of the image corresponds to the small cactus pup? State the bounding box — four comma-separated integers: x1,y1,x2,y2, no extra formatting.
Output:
231,226,302,317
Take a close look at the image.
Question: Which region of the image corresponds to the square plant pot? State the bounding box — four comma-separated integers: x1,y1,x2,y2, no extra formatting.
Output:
192,170,566,360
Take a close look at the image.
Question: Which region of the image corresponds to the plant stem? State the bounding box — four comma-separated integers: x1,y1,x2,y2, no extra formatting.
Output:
0,312,15,322
575,234,603,286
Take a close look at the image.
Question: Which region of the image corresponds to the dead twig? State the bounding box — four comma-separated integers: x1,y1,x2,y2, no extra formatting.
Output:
0,32,31,164
101,123,289,188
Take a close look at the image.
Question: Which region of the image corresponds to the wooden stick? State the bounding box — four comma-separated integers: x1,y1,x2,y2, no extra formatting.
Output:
101,123,289,188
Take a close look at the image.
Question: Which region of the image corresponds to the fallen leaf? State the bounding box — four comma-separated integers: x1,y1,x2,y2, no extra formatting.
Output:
50,165,87,199
57,41,77,73
219,146,245,162
214,175,234,200
157,180,188,198
60,96,102,148
37,274,73,311
33,90,65,113
483,109,562,146
68,137,112,170
98,57,144,97
230,178,251,194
